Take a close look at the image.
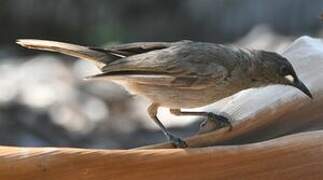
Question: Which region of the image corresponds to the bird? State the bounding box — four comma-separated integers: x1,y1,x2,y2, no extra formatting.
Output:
16,39,313,148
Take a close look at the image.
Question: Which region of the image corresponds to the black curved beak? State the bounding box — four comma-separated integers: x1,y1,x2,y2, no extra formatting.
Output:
287,75,313,99
293,78,313,99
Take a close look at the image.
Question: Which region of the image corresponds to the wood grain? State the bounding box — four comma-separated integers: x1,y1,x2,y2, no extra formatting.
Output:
0,130,323,180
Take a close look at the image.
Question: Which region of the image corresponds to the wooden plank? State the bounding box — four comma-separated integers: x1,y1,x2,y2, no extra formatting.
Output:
0,130,323,180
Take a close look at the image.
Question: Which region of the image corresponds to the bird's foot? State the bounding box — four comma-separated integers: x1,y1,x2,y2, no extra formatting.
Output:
166,133,187,148
199,113,232,134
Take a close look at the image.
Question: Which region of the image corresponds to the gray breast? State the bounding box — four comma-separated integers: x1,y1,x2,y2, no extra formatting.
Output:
125,80,251,108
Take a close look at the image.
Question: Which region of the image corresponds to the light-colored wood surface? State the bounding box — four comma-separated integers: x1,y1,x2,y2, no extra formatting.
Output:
1,36,323,179
1,131,323,180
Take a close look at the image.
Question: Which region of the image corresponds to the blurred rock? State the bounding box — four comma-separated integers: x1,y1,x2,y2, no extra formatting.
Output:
0,54,184,148
0,59,19,104
234,24,294,52
17,56,74,108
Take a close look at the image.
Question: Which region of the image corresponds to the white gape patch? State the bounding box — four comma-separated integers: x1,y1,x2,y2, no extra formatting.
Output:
285,75,294,83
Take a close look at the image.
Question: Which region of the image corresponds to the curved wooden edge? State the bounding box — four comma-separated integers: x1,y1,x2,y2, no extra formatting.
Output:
1,130,323,180
138,36,323,149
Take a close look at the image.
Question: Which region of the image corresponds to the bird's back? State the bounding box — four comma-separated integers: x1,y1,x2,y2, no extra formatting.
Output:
17,39,257,108
96,41,255,108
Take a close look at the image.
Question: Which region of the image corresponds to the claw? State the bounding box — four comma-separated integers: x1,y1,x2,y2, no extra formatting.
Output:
167,133,187,148
211,113,232,130
198,113,232,134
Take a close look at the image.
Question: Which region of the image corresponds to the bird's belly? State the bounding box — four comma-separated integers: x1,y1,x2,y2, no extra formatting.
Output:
125,82,239,109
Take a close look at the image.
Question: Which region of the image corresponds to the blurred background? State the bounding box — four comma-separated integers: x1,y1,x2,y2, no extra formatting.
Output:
0,0,322,149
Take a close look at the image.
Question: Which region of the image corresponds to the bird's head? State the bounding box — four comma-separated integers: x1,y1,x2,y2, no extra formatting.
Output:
253,51,312,99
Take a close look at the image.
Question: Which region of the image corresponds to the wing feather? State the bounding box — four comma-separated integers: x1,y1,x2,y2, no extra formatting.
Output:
95,42,230,88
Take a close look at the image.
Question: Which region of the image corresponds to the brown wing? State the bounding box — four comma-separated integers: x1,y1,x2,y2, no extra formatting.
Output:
90,42,172,57
89,41,229,89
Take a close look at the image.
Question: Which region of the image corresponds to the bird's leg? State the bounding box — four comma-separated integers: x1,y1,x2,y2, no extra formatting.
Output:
148,104,187,148
170,109,232,131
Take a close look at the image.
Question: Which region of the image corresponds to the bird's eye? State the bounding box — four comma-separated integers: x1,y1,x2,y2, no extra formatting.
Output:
279,66,289,76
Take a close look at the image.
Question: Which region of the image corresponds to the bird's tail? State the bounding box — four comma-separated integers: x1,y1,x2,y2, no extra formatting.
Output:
16,39,114,68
